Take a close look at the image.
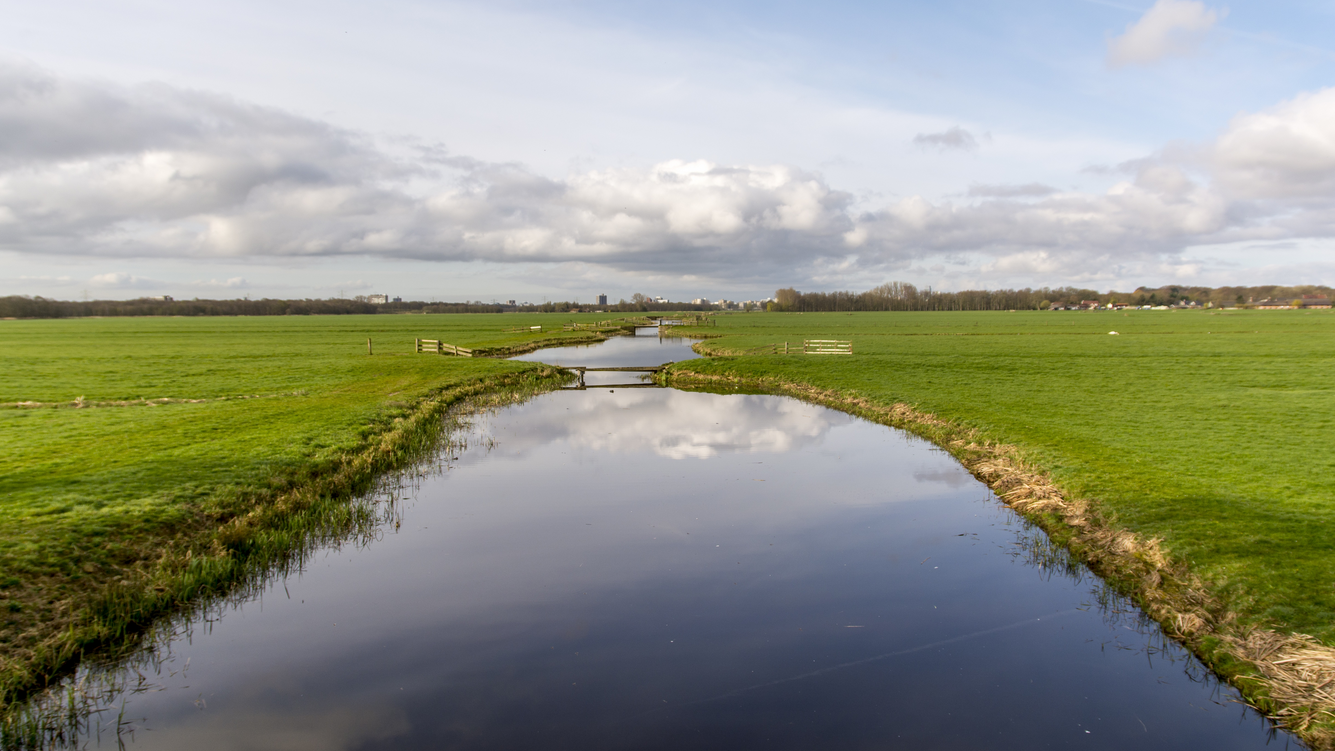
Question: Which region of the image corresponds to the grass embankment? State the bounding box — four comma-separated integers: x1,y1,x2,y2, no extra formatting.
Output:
665,309,1335,744
0,313,633,706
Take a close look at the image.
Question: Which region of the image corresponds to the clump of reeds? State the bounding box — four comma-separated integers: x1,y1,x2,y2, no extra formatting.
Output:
1227,629,1335,738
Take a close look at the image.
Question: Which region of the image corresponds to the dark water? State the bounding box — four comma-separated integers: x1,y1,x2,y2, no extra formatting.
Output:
43,337,1287,750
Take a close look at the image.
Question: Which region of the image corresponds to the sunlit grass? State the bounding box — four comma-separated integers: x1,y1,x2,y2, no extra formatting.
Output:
0,312,608,702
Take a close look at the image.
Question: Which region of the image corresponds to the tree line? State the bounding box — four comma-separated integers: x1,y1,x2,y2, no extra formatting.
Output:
768,283,1335,312
0,295,714,319
6,283,1330,319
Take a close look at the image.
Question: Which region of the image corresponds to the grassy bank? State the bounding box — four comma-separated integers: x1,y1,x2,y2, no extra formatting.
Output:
0,313,632,705
665,309,1335,743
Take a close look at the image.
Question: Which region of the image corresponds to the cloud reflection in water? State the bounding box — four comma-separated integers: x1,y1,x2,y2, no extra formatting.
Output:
478,390,852,461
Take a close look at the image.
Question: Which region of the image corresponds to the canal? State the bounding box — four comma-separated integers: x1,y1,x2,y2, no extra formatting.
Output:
34,331,1286,749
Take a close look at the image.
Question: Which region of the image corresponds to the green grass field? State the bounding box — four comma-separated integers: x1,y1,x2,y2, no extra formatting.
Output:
3,308,1334,732
675,309,1335,643
1,313,611,522
0,312,620,695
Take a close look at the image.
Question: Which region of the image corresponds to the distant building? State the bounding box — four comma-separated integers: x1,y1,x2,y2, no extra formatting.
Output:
392,296,402,303
597,294,608,306
507,300,517,306
1254,296,1332,309
692,298,710,305
147,295,173,302
367,294,389,304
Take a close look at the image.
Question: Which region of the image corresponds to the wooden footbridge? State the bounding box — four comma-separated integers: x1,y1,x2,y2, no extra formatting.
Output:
565,365,663,390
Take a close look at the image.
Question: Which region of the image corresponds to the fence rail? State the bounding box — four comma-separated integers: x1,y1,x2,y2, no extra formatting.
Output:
804,339,852,355
658,315,716,327
733,339,852,355
504,325,544,333
415,338,474,357
563,322,624,331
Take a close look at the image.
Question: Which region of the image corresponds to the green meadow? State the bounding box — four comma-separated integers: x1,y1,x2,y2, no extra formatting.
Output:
675,309,1335,642
2,307,1333,714
2,313,603,521
0,313,607,697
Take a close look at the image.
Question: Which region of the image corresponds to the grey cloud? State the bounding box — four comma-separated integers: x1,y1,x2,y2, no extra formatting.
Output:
3,62,1335,287
912,126,978,152
966,183,1057,198
845,161,1233,264
0,62,859,274
1080,157,1158,176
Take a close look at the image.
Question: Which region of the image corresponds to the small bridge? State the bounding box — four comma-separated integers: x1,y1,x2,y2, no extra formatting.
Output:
565,365,663,389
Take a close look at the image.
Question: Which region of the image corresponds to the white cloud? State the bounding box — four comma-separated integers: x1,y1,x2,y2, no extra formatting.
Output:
475,389,850,461
4,61,1335,292
88,271,158,288
195,276,248,288
1211,87,1335,200
912,127,979,152
1107,0,1223,68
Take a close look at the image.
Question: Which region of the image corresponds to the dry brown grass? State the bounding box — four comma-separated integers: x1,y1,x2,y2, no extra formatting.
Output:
666,368,1335,749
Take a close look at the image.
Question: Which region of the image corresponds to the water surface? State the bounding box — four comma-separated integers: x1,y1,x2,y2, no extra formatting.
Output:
507,327,701,387
48,337,1287,750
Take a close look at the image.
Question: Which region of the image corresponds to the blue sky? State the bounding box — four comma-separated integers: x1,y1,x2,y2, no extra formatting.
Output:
2,0,1334,301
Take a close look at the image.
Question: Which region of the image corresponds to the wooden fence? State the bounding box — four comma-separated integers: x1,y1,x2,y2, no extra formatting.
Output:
504,325,544,333
563,322,620,331
735,339,852,355
658,315,715,327
415,338,473,357
804,339,852,355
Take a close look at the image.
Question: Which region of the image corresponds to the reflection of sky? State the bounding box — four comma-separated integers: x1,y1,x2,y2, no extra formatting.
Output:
89,389,1277,751
507,330,701,367
476,390,851,460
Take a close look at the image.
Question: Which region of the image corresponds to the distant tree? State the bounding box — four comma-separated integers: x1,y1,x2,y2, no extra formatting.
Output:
774,288,801,311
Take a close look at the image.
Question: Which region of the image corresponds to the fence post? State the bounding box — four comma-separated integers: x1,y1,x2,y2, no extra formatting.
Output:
367,338,373,355
414,338,419,353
